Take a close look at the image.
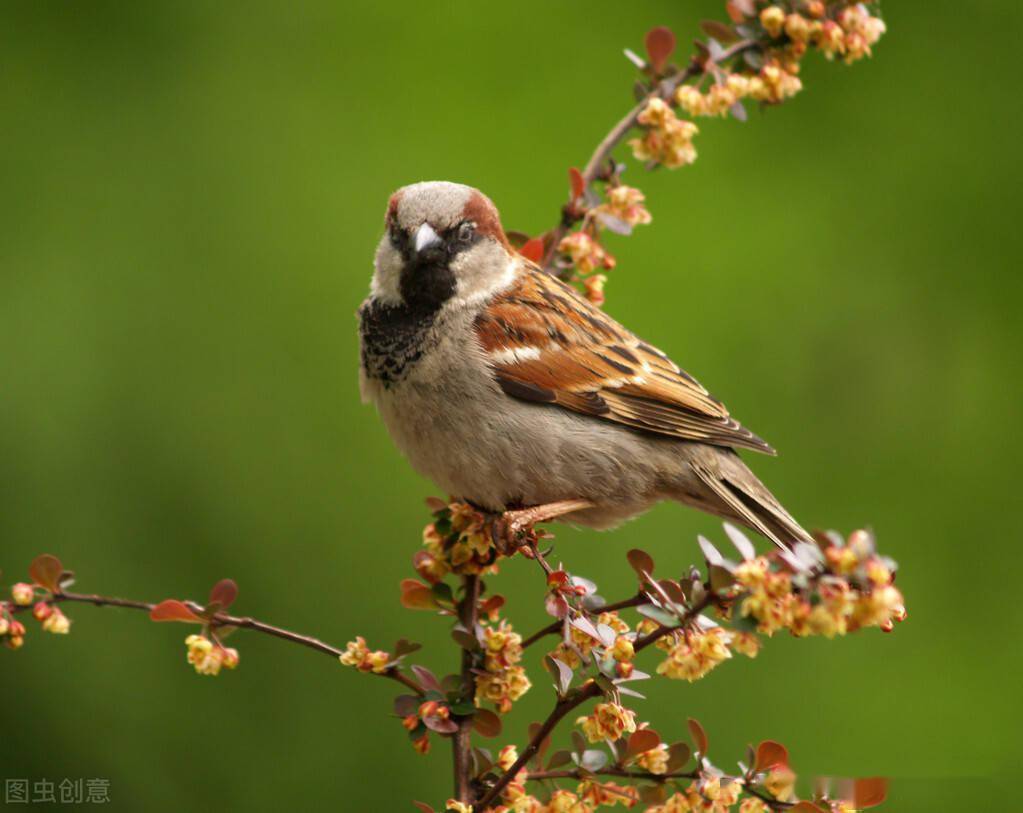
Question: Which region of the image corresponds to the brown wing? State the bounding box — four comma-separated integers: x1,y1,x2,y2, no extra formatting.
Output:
474,263,775,455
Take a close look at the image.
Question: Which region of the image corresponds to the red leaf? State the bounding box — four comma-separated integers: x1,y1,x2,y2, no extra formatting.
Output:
412,803,435,813
149,599,203,623
726,0,755,20
755,740,789,771
569,167,585,200
400,579,438,611
473,709,502,738
687,718,708,756
627,729,661,757
208,578,238,610
853,778,888,808
626,549,655,577
644,26,676,73
519,237,544,263
29,554,63,593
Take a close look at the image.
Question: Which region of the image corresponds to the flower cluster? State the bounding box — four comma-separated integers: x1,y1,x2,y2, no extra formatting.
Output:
654,625,732,683
733,530,906,639
418,502,502,581
184,633,239,676
577,702,638,743
476,618,532,714
629,98,699,169
549,610,634,676
339,635,391,673
1,577,74,650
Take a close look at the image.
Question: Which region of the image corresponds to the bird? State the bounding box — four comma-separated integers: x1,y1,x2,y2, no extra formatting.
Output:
358,181,811,550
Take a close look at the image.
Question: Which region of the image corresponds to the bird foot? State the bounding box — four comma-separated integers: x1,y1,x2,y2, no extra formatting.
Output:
488,499,594,555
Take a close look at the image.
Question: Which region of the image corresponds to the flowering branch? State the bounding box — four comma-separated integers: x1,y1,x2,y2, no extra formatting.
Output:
4,5,896,812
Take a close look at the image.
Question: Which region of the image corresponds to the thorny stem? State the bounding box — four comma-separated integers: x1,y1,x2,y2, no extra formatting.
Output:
541,38,757,274
453,574,482,804
476,589,717,810
521,593,647,649
9,589,426,696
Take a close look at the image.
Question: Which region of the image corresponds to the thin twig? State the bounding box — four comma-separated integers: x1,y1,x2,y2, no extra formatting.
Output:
11,589,425,695
524,767,698,782
541,38,757,273
453,574,481,804
522,594,646,649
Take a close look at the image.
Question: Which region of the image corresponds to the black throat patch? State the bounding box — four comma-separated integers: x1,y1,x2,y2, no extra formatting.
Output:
359,259,456,386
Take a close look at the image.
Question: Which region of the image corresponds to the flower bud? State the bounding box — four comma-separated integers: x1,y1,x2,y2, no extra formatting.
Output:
759,6,785,38
11,583,34,606
33,602,53,621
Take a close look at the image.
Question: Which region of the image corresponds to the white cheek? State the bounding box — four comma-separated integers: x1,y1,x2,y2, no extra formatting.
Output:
370,238,404,306
449,245,518,308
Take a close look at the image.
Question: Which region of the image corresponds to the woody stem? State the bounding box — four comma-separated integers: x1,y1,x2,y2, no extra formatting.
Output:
453,574,481,804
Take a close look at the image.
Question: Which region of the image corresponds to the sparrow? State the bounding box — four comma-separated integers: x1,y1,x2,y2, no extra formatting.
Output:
358,181,811,550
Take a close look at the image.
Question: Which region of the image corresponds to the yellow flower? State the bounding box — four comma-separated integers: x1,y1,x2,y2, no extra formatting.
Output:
483,620,524,672
635,743,669,775
0,616,9,636
610,636,635,663
476,665,531,714
338,636,391,674
545,790,589,813
675,85,706,117
11,583,34,606
576,702,637,743
41,606,71,635
645,793,691,813
731,631,761,658
446,800,473,813
657,627,732,682
784,13,811,43
595,185,652,228
629,98,698,169
763,764,796,801
497,744,520,771
184,634,238,676
759,5,785,38
558,232,614,276
739,799,768,813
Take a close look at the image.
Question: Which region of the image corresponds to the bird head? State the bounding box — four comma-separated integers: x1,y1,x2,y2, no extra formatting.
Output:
371,181,516,311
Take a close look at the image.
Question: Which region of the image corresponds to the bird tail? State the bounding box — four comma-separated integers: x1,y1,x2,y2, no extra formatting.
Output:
688,448,812,552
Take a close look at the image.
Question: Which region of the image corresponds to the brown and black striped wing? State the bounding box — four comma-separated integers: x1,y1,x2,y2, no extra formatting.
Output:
474,264,775,455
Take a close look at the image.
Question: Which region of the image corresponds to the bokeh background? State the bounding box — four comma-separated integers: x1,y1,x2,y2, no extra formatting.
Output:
2,1,1019,810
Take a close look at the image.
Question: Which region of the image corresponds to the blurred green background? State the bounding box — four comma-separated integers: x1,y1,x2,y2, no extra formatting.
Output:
1,1,1019,810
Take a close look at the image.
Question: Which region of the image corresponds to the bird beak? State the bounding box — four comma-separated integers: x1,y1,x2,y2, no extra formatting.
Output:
414,223,443,255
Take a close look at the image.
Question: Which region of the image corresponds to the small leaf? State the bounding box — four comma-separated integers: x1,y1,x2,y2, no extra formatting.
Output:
544,656,574,696
627,729,661,758
624,48,647,70
724,523,756,560
451,627,480,652
687,718,708,756
149,599,203,624
644,26,676,73
725,2,748,23
394,638,422,658
569,614,602,642
29,554,63,593
547,749,573,769
666,742,691,772
569,167,586,200
639,784,667,805
519,237,545,263
393,695,419,717
412,803,435,813
400,579,438,611
853,778,888,808
411,665,443,693
423,715,458,734
700,19,739,43
730,101,748,122
473,709,502,738
431,581,455,606
754,740,789,771
208,578,238,610
581,749,608,771
698,536,725,567
636,604,679,629
743,49,765,70
626,549,655,577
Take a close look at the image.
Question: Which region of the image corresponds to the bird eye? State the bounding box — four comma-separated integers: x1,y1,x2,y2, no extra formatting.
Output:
456,221,475,243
